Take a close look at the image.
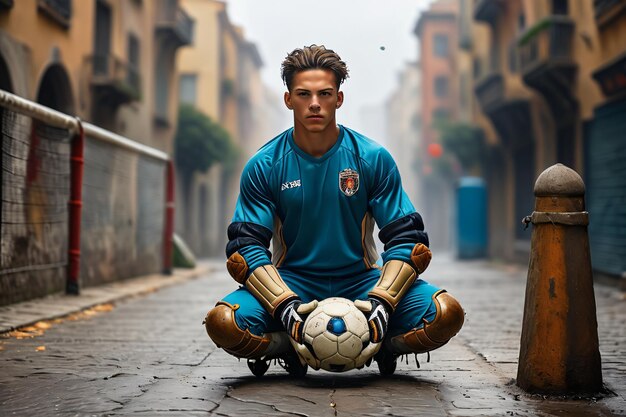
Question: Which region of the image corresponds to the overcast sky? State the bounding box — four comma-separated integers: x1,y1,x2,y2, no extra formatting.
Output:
224,0,433,136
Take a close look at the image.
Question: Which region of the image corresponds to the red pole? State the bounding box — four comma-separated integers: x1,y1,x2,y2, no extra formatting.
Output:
67,120,85,294
163,160,175,275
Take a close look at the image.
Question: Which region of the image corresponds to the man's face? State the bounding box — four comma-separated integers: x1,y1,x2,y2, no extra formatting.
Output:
284,69,344,134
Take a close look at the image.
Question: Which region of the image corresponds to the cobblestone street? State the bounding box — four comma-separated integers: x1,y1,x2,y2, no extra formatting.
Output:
1,255,624,416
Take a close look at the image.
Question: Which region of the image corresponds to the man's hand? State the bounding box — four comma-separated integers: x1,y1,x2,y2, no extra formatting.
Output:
354,298,390,344
279,299,318,343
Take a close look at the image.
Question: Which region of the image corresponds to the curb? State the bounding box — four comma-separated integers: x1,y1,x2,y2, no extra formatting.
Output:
0,261,220,334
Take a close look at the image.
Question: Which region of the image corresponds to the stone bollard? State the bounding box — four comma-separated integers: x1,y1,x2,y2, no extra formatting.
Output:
517,163,602,394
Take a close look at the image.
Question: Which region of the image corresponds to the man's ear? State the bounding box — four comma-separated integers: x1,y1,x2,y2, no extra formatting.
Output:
336,91,344,109
284,91,293,110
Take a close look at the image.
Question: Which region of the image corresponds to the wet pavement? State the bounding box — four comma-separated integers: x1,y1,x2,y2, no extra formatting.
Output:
0,255,624,416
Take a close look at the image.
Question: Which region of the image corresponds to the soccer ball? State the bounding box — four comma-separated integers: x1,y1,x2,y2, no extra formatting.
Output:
300,297,370,372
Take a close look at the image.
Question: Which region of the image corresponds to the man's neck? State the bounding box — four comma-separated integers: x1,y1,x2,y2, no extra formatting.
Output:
292,123,340,158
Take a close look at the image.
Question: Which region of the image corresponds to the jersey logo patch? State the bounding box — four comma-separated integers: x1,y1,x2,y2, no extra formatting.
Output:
281,179,301,191
339,168,359,197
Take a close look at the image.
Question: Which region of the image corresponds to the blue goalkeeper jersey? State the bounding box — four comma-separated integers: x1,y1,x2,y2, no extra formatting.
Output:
231,125,419,278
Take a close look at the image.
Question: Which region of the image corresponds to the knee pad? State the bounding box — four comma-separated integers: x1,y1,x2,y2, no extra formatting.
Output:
204,301,288,359
389,290,464,354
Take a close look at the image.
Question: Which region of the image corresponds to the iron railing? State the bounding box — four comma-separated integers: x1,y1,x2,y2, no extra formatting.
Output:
37,0,71,28
518,16,574,73
594,0,626,25
157,0,194,46
474,73,504,112
88,54,141,102
474,0,502,24
0,89,172,305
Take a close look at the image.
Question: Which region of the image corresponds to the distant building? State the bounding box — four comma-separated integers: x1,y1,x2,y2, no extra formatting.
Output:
177,0,283,257
385,62,422,209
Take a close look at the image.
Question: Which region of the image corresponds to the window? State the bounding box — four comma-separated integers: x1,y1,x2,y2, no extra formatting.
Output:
460,74,469,109
489,41,501,72
434,34,449,57
518,13,526,33
93,0,111,75
411,114,422,131
128,34,140,70
127,34,140,92
473,57,482,79
432,108,450,125
179,74,198,106
435,76,449,98
552,0,568,15
508,41,519,73
37,0,72,28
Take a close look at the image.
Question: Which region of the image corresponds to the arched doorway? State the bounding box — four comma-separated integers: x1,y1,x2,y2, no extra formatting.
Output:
0,52,12,242
36,64,74,114
0,53,13,93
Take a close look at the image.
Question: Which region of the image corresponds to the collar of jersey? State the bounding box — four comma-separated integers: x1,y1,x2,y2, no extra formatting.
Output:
287,125,345,163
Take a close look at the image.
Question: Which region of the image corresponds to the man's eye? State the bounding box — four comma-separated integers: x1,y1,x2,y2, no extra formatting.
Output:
298,92,309,96
321,91,331,96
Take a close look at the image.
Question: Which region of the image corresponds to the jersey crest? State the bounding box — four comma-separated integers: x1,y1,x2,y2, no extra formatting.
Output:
339,168,359,197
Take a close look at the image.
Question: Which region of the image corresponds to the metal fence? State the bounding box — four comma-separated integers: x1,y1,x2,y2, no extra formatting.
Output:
80,136,166,286
0,108,72,303
0,90,173,305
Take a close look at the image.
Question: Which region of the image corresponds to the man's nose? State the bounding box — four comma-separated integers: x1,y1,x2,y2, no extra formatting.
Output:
309,96,321,111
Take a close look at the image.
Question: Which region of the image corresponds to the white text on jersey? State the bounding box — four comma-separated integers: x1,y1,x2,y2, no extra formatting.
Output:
281,179,301,191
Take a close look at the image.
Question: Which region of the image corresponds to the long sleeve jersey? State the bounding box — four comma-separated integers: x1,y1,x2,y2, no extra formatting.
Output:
227,125,427,279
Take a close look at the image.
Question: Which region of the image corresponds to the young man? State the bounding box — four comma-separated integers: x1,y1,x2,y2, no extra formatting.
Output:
204,45,464,376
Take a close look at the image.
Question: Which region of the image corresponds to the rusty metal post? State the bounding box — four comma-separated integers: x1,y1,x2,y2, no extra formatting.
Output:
162,160,175,275
517,163,602,394
67,120,85,295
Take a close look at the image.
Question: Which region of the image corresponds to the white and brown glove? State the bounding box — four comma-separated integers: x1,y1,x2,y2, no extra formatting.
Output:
278,299,318,344
354,298,390,344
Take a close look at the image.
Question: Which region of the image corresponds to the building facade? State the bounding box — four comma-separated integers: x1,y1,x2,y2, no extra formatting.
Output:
468,0,626,280
0,0,193,154
177,0,280,257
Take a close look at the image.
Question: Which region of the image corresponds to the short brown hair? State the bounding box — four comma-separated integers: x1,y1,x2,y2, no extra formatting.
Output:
281,45,349,91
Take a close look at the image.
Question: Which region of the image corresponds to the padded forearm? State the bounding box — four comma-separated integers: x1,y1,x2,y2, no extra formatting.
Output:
368,260,416,312
410,243,432,274
245,264,298,317
227,252,249,284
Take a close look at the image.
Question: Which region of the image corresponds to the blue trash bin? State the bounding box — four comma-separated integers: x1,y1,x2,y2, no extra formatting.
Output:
456,176,487,259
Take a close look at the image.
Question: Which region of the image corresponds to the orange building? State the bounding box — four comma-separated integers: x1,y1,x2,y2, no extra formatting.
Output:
0,0,193,154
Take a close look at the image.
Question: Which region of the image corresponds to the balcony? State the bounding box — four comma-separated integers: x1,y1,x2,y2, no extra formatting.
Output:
37,0,71,29
594,0,626,28
156,0,194,47
592,51,626,98
474,72,532,150
87,54,141,107
474,73,504,113
474,0,503,24
518,16,577,120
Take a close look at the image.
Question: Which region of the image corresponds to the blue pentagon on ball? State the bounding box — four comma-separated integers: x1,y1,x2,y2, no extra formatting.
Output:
327,317,347,335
